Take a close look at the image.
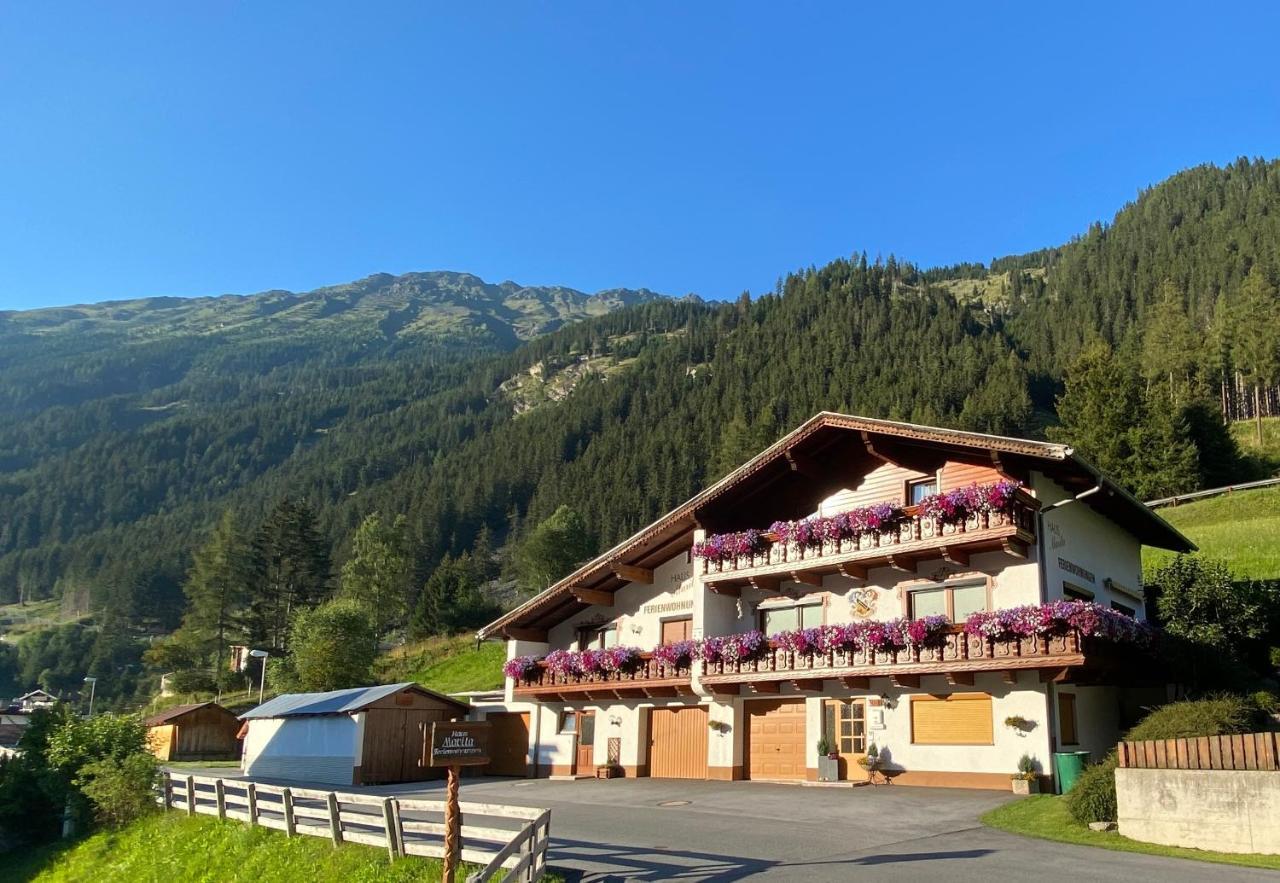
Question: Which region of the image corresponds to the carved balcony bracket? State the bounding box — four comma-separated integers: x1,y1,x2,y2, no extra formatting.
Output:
571,587,614,607
611,562,654,585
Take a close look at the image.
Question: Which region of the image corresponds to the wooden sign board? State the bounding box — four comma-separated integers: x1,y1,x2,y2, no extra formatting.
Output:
429,721,491,767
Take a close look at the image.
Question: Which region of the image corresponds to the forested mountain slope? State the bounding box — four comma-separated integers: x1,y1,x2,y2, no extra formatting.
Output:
1,158,1278,661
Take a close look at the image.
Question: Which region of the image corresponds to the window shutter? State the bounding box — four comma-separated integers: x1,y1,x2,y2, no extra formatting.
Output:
910,693,994,745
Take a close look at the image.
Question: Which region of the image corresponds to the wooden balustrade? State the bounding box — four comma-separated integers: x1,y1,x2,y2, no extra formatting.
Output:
699,495,1037,581
512,652,694,699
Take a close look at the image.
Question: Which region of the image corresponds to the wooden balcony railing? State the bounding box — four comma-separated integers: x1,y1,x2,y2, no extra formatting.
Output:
699,625,1087,691
699,495,1037,583
512,653,695,699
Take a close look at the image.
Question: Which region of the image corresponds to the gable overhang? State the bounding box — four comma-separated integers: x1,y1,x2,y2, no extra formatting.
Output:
478,412,1193,640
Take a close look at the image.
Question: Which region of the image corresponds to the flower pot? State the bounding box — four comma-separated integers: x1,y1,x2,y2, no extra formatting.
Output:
1011,777,1040,795
817,756,840,782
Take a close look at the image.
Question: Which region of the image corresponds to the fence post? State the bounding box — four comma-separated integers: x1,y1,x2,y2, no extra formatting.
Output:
381,797,399,860
282,788,296,837
215,778,226,820
327,792,343,846
163,774,173,810
391,798,405,857
185,776,195,816
246,782,258,826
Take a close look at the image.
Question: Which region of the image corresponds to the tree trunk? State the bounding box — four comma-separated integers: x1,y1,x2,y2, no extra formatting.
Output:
1256,384,1264,446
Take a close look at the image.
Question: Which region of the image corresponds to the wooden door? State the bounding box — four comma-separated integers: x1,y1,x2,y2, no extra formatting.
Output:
824,698,867,780
574,712,595,773
486,712,531,777
661,617,693,644
648,706,708,778
746,698,806,780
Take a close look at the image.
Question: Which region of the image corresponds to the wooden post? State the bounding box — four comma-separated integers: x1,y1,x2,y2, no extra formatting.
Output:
282,788,296,837
162,774,173,810
246,782,258,826
185,776,196,816
215,778,226,820
381,797,399,860
442,766,461,883
390,798,405,858
327,792,343,846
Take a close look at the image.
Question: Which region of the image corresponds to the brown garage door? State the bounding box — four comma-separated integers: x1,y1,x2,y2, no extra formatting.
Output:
486,712,531,777
648,706,708,778
746,698,806,780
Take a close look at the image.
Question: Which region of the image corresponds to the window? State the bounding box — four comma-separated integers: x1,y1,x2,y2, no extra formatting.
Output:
907,580,988,621
1110,600,1136,617
557,711,577,735
661,617,693,645
908,477,938,506
760,603,822,634
577,624,617,650
1058,693,1078,745
1063,582,1095,601
910,693,994,745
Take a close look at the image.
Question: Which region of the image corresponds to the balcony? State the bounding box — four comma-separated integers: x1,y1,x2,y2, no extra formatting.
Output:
699,494,1037,590
699,626,1092,694
512,653,695,700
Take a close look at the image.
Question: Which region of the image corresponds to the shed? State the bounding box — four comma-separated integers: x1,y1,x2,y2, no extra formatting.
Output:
145,702,242,762
239,683,468,786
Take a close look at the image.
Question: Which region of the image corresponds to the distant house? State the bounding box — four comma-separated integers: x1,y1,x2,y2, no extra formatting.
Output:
0,711,29,759
239,683,468,786
14,689,57,713
145,702,242,762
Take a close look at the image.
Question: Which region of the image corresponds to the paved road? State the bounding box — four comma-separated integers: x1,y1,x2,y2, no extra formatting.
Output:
174,768,1278,881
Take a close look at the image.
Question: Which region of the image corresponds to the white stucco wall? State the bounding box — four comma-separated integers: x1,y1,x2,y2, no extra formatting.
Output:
1053,684,1119,762
242,716,358,785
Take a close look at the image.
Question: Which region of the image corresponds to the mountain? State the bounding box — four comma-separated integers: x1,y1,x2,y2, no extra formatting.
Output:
1,158,1278,672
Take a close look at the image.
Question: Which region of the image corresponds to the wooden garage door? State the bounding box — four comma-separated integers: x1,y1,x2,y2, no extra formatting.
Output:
648,706,708,779
746,698,806,780
486,712,531,777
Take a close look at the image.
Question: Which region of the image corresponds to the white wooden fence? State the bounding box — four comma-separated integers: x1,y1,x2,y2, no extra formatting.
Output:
161,772,550,883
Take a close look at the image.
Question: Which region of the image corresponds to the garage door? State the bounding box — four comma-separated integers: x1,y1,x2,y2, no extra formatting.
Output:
746,698,806,780
485,712,531,777
648,706,708,778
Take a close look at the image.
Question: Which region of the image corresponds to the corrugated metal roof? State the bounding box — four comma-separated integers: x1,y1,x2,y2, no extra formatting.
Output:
144,701,232,727
239,682,466,720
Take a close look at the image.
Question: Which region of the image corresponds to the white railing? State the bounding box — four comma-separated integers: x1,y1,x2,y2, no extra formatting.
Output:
161,772,551,883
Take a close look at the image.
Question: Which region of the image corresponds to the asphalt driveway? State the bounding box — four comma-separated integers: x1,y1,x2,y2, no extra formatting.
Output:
174,769,1278,881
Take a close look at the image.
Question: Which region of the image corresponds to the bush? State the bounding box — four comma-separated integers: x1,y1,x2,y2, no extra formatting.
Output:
76,752,159,829
1066,753,1118,824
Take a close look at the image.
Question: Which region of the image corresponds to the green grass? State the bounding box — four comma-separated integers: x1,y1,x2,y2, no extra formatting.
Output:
0,597,90,642
375,634,506,696
0,812,455,883
1232,415,1280,474
982,795,1280,871
1145,485,1280,580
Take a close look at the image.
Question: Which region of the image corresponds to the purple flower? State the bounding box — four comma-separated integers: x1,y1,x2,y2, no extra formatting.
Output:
543,648,583,677
503,655,541,681
693,529,766,561
653,640,697,668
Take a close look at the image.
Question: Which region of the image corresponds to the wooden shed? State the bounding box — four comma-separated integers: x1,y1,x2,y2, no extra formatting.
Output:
145,702,242,762
239,682,468,786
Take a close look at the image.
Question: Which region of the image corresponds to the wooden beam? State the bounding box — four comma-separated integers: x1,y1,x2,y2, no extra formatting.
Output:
989,450,1003,472
749,681,780,694
1001,670,1019,685
945,671,974,686
1001,538,1029,559
886,554,917,574
571,587,614,607
611,562,654,585
837,563,868,582
861,431,894,465
708,583,741,597
783,449,821,478
748,575,783,593
1040,667,1072,684
643,686,678,698
706,683,741,697
504,627,548,642
839,676,871,690
939,546,969,567
889,674,920,689
790,679,823,692
790,570,824,587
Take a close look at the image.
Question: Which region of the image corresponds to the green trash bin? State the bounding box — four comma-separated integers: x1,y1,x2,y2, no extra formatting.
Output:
1053,750,1091,794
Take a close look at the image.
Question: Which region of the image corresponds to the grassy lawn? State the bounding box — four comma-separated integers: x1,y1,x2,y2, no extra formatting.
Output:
982,795,1280,871
1,812,457,883
1145,484,1280,580
376,633,506,696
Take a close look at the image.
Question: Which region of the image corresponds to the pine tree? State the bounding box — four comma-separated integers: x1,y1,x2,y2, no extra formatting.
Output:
339,512,411,645
250,499,331,652
1141,280,1198,406
179,511,253,681
512,505,595,593
1234,265,1280,444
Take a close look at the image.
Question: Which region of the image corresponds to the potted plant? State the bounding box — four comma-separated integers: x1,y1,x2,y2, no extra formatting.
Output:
1011,753,1040,795
857,743,882,784
816,737,839,782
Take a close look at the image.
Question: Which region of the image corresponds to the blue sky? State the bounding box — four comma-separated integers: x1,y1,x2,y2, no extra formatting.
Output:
2,2,1279,310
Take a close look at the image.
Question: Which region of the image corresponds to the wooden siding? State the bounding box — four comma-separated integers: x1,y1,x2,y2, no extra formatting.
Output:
745,699,806,780
486,712,531,777
647,707,708,779
359,707,456,785
148,705,241,761
939,460,1003,492
1117,732,1280,771
819,458,1005,516
910,693,994,745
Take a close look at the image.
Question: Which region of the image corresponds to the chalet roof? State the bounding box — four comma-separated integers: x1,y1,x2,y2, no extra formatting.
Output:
144,701,235,727
478,412,1194,640
239,682,467,720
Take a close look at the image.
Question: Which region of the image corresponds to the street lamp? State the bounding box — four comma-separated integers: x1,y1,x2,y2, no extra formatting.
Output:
83,676,97,717
248,649,269,705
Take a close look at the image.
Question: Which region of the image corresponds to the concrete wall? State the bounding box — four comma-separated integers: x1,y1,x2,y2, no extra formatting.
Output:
242,716,358,785
1117,768,1280,855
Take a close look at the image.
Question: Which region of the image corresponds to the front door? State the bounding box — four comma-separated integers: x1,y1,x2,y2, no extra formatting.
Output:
824,698,867,780
575,712,595,773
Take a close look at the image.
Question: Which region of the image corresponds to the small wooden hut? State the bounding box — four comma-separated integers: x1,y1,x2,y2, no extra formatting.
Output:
145,702,242,762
